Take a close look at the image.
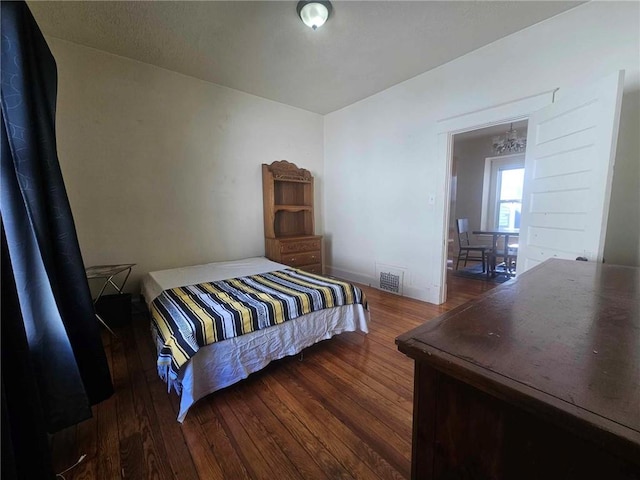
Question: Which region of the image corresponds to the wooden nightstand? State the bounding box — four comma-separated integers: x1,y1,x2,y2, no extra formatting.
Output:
265,235,322,274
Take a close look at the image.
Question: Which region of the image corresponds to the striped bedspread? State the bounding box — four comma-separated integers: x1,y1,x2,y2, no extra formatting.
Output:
150,268,367,390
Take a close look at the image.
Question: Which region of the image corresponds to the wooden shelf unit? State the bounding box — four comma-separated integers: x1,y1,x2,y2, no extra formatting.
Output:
262,161,322,273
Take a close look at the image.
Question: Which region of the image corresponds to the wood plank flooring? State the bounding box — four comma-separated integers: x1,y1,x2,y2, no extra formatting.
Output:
51,272,498,479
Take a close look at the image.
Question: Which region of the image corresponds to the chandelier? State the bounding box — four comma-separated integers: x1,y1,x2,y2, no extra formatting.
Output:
492,123,527,155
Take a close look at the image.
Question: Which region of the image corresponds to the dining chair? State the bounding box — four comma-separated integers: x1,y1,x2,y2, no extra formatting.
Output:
455,218,491,272
487,242,518,278
506,243,518,275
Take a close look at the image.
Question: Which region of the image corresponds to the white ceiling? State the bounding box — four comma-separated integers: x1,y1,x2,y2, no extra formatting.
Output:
28,1,583,115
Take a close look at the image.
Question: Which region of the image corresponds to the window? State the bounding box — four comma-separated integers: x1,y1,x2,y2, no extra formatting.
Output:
482,154,525,230
496,167,524,229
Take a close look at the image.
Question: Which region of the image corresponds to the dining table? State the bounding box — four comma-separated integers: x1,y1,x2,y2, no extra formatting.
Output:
472,229,519,277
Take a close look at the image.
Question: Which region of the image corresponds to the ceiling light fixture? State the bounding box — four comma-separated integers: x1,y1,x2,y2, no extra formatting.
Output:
492,123,527,155
297,1,332,30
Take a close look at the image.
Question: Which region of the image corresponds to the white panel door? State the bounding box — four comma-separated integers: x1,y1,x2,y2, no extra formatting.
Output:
517,71,624,275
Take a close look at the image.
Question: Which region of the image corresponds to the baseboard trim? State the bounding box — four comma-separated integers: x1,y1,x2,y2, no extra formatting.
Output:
326,265,437,304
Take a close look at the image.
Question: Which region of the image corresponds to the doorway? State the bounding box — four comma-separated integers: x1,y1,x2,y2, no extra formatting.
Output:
436,71,623,305
447,121,527,287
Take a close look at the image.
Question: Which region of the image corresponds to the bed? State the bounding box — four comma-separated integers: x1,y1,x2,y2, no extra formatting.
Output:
141,256,369,422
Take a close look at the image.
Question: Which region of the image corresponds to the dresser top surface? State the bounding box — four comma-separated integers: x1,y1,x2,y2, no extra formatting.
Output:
397,259,640,441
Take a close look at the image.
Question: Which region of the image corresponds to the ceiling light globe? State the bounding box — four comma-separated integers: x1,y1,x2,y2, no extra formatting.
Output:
298,1,331,30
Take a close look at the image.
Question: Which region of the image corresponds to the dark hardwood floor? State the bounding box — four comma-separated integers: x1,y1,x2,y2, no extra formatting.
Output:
51,271,498,479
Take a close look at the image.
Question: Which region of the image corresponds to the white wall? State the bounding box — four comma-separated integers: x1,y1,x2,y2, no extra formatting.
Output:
605,87,640,267
324,2,640,303
49,38,324,294
452,135,496,236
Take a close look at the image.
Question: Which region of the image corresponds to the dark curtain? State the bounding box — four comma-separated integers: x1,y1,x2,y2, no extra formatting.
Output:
2,223,56,480
0,0,113,444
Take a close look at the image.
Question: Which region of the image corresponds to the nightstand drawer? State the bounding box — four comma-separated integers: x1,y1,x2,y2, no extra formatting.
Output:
299,263,322,275
282,251,321,267
280,239,321,254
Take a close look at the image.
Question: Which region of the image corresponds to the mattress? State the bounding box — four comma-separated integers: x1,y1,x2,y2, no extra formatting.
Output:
142,257,369,422
141,256,289,306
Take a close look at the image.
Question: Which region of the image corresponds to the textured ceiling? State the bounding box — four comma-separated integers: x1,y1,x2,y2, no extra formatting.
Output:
28,1,582,114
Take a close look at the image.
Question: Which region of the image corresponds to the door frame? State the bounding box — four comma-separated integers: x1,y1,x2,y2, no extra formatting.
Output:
434,91,555,304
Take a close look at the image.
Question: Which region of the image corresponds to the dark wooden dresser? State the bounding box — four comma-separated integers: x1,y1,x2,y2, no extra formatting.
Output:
396,259,640,479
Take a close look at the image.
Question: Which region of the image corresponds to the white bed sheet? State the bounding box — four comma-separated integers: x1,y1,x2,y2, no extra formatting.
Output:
141,256,289,306
142,256,369,422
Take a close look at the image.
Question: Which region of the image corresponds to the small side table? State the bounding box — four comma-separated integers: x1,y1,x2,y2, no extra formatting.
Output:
85,264,135,336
